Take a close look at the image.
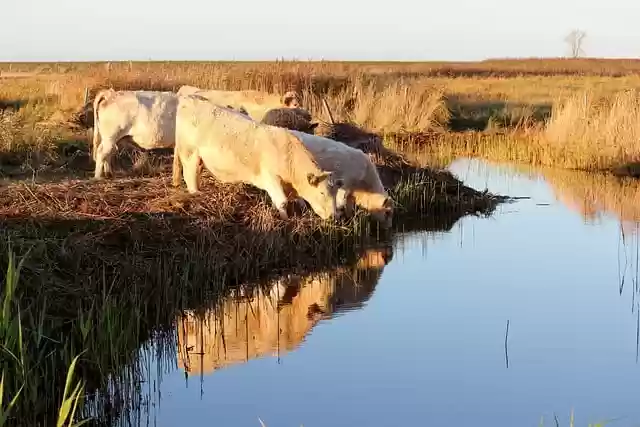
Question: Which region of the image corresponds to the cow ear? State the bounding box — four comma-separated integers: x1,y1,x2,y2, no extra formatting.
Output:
383,196,394,208
307,171,331,186
308,122,319,132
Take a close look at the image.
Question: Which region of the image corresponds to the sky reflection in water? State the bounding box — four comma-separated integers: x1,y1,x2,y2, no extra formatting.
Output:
133,158,640,427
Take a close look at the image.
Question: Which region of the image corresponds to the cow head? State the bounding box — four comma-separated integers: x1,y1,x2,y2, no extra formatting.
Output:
369,195,394,229
282,91,302,108
302,171,344,220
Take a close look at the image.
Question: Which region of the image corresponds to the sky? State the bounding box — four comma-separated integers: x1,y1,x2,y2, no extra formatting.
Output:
2,0,639,61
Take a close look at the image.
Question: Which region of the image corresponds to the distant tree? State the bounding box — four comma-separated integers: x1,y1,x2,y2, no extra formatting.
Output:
565,29,587,58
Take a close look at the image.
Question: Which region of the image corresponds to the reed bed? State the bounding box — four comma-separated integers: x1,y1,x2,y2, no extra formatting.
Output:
4,59,640,176
5,57,640,77
541,89,640,171
403,88,640,175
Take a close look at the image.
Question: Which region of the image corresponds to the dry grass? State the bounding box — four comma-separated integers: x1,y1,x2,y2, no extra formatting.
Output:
401,88,640,174
312,79,450,133
0,69,451,136
6,59,640,136
5,58,640,77
541,89,640,170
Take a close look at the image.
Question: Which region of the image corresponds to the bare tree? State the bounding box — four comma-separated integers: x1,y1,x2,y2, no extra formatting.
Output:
565,29,587,58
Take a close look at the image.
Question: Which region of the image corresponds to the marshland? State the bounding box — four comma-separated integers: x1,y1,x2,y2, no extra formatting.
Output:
2,58,640,427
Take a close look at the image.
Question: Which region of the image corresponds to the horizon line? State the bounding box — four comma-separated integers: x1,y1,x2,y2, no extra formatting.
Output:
1,56,640,64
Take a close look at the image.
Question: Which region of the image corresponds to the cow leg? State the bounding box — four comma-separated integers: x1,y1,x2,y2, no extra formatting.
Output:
171,146,183,187
93,136,117,180
336,188,354,218
260,175,289,219
182,150,201,194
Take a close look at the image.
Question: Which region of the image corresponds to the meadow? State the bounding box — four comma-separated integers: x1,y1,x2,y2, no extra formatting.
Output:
1,57,640,425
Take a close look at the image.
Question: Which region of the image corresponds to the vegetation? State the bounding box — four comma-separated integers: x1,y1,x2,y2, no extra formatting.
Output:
3,58,640,175
0,248,90,426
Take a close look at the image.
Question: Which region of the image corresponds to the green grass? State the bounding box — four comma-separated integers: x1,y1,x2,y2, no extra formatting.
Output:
0,247,90,426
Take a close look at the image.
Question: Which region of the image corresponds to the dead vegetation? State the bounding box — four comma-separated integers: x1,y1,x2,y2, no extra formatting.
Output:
6,58,640,78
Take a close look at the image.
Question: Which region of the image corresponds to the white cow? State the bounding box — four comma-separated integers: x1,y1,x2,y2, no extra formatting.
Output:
176,85,303,122
172,95,344,221
91,89,179,179
287,130,394,228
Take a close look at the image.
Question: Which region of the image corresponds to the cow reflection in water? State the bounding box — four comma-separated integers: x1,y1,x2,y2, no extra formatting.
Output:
177,247,393,376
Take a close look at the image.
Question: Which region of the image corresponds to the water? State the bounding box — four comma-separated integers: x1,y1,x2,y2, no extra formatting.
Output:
116,158,640,427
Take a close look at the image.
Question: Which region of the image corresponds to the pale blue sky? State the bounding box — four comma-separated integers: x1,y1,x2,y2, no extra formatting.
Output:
2,0,638,61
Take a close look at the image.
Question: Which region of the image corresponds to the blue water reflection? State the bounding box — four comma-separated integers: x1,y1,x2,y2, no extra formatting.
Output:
134,158,640,427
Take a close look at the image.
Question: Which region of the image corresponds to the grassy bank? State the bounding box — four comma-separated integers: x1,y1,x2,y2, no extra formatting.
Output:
3,59,640,176
395,88,640,175
4,57,640,77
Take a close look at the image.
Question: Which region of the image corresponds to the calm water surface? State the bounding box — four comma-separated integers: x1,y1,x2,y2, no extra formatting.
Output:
124,158,640,427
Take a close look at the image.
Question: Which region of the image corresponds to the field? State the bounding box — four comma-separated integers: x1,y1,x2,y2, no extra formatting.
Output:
1,57,640,426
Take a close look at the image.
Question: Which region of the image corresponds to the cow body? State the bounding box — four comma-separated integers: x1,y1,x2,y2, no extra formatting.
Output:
288,130,393,228
313,121,386,154
176,86,302,122
91,89,179,179
172,95,343,220
261,107,317,134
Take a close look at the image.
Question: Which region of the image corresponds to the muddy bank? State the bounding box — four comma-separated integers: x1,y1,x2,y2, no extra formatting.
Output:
0,147,506,303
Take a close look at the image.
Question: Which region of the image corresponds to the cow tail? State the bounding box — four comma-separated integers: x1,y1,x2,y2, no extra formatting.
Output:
91,89,112,162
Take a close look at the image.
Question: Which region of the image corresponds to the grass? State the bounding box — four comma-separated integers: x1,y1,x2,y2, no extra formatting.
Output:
443,87,640,173
538,409,616,427
5,57,640,77
5,59,640,176
398,88,640,174
542,89,640,171
0,248,90,427
4,59,640,174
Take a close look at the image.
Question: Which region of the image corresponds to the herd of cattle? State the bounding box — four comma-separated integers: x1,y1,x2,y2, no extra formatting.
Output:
90,85,394,228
